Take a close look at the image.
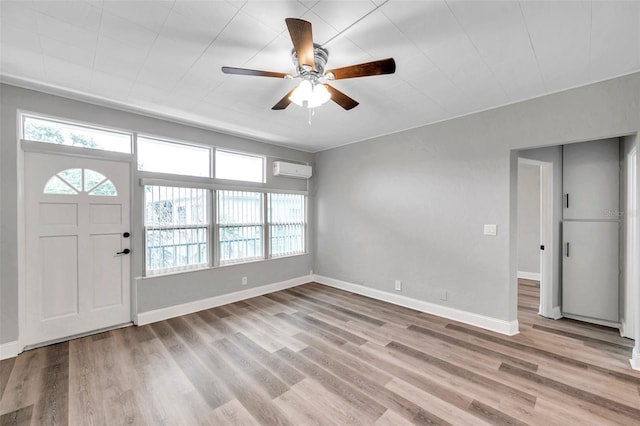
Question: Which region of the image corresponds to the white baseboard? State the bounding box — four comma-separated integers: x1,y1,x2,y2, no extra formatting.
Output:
135,275,311,326
551,306,563,320
517,271,540,281
631,347,640,371
313,275,519,336
619,319,632,339
0,340,20,360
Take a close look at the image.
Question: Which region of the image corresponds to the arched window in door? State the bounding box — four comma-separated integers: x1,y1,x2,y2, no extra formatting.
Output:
43,168,118,196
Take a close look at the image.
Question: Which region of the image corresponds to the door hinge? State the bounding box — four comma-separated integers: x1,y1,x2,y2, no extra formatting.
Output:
540,245,545,250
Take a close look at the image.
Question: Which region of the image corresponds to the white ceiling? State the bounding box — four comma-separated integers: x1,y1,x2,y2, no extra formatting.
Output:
1,1,639,152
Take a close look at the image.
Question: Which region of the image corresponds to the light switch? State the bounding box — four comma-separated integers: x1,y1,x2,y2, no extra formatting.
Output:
483,224,497,236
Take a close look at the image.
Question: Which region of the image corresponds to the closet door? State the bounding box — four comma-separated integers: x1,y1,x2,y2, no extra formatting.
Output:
563,139,619,220
562,221,619,322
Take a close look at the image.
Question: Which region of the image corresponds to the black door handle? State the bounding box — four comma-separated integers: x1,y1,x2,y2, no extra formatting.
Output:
116,248,130,255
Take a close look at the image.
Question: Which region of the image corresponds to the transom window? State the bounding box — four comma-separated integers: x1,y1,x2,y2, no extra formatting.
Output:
215,150,265,183
44,168,117,196
137,136,210,177
22,114,132,153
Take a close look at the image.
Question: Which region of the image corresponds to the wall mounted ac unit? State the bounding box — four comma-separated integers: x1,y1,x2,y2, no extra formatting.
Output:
273,161,312,179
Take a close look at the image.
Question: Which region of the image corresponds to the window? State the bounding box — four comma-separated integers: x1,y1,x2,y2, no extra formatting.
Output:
22,114,132,153
269,193,306,257
216,190,263,264
138,137,210,177
144,186,209,274
43,168,117,196
215,150,264,183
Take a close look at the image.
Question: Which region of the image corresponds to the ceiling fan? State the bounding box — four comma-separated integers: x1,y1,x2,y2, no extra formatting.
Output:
221,18,396,111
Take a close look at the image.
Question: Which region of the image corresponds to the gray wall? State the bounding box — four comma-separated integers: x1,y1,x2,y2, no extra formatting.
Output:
517,163,540,274
0,84,314,344
315,71,640,323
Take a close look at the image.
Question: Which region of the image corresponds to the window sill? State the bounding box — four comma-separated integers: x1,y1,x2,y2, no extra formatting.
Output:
139,252,309,280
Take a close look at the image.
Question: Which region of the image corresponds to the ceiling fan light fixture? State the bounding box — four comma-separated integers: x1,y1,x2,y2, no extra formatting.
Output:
289,80,331,108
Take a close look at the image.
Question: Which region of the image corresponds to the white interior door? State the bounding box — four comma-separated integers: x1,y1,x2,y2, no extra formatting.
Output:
24,152,131,347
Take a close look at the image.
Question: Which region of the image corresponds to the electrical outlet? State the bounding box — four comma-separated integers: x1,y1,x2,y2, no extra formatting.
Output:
395,280,402,291
440,290,448,301
483,224,497,236
242,276,248,286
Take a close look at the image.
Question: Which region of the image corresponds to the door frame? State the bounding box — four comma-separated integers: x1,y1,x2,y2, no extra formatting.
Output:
518,158,555,318
17,139,135,353
623,147,638,339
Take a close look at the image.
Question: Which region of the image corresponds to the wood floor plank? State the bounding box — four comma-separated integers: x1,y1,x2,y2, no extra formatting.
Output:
285,289,386,326
275,347,385,424
532,324,634,350
385,378,492,426
68,336,107,425
446,322,640,385
3,280,639,424
407,324,539,371
215,337,290,399
293,331,393,386
152,321,232,410
291,379,368,426
273,388,337,426
386,341,537,407
160,319,293,426
0,349,46,415
32,343,69,425
468,400,528,426
201,398,259,426
298,344,448,425
374,409,416,426
0,404,33,426
0,359,15,402
500,362,640,422
228,333,305,387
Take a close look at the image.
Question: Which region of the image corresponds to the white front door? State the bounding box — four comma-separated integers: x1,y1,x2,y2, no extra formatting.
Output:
24,152,131,347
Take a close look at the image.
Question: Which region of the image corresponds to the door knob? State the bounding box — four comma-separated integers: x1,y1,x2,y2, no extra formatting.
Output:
116,248,130,255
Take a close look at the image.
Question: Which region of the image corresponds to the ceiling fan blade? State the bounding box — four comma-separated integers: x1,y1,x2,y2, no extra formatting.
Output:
325,84,359,110
222,66,289,78
285,18,315,71
325,58,396,80
272,87,297,110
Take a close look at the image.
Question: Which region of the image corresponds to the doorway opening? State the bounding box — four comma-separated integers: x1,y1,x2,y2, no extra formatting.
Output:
517,158,555,321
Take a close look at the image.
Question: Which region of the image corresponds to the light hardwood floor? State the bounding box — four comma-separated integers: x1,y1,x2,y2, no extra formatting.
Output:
1,281,639,425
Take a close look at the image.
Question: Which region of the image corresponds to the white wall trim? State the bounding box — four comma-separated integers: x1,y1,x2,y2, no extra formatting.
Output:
0,341,20,360
517,271,541,281
313,275,519,336
631,347,640,371
551,306,563,320
135,275,311,326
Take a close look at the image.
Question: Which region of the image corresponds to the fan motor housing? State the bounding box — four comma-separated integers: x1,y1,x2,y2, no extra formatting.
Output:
292,43,329,76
